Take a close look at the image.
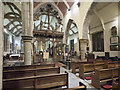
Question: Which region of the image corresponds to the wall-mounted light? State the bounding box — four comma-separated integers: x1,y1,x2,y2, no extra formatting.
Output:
77,2,80,7
67,8,71,11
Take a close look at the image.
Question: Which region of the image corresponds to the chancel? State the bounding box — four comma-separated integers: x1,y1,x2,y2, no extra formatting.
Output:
0,0,120,90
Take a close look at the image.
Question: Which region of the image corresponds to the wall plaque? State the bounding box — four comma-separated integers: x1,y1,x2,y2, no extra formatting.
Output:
111,26,117,36
110,45,120,51
110,36,119,44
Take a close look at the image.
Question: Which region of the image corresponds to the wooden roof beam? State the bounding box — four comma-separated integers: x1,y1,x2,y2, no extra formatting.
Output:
62,0,70,9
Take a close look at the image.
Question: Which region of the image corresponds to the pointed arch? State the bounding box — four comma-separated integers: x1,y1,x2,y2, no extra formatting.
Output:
34,2,63,19
65,19,78,44
82,2,105,39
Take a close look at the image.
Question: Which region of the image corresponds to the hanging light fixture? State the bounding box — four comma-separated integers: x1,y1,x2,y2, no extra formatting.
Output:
77,2,80,7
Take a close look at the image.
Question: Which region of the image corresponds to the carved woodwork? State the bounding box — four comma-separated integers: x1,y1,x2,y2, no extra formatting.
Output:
33,4,64,62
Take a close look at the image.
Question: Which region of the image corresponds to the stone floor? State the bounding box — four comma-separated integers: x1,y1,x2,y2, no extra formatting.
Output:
60,67,98,89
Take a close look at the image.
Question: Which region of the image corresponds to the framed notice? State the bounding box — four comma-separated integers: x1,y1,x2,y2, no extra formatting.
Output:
110,36,119,44
43,52,49,59
110,45,120,51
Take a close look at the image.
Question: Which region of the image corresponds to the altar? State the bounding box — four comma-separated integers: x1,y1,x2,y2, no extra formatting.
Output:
10,54,20,60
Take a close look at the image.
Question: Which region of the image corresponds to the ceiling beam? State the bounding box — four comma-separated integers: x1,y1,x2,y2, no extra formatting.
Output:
5,20,21,27
5,12,21,18
56,0,60,5
5,16,21,21
5,2,22,37
6,2,21,14
13,28,22,34
70,29,75,34
62,0,70,9
69,31,78,36
16,31,22,36
70,25,76,30
9,24,21,32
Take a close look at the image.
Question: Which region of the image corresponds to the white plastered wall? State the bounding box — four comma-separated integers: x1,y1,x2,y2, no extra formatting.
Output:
88,2,120,58
67,33,79,54
63,2,93,44
0,1,4,89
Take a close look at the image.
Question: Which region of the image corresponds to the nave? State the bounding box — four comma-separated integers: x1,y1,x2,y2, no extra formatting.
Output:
0,0,120,90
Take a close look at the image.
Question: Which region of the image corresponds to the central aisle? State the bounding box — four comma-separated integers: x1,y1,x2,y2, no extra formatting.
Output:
60,66,97,89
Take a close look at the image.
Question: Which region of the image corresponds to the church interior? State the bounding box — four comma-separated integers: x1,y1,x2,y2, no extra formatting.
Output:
0,0,120,89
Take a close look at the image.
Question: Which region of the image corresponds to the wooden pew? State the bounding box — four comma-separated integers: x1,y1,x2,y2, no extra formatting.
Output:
72,59,104,74
72,60,118,80
79,63,94,79
112,81,119,89
94,62,105,69
3,63,55,71
114,61,120,67
91,68,119,89
36,73,68,89
74,60,119,79
104,61,120,68
112,67,120,90
3,73,68,89
3,63,69,89
72,61,92,74
3,67,60,79
104,62,116,68
79,63,105,79
92,59,103,63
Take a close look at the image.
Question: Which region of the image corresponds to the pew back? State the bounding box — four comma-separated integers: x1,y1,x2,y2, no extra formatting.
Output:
3,77,35,88
3,63,55,71
72,61,92,74
99,69,112,80
3,67,60,79
36,73,68,89
3,73,68,89
79,64,94,79
94,63,105,69
84,64,94,72
92,68,119,89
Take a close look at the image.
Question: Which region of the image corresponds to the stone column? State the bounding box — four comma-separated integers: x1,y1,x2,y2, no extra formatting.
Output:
22,1,33,65
22,36,32,65
52,39,55,60
80,39,88,61
118,3,120,59
0,1,4,89
38,40,41,50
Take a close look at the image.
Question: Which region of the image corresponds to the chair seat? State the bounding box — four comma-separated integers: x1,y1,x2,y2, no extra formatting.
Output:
85,76,92,80
102,85,112,89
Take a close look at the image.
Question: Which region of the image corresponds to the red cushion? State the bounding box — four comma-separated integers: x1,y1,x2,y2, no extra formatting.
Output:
102,85,112,89
85,76,92,80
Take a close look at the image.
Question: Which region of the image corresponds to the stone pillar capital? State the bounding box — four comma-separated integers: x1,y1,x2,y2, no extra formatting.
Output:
79,39,88,43
79,39,88,61
22,36,33,41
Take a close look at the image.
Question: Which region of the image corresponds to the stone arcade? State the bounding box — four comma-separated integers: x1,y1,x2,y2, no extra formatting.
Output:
0,1,120,89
